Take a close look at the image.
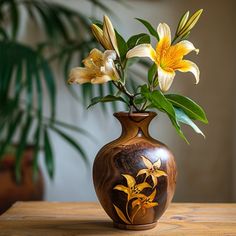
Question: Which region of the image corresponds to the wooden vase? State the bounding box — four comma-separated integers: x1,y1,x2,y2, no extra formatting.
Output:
93,112,177,230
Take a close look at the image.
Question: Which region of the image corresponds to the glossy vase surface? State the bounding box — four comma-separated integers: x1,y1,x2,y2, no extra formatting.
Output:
93,112,177,230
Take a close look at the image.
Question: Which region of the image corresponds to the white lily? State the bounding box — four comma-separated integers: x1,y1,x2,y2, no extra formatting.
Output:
91,15,120,57
68,49,119,84
126,23,200,92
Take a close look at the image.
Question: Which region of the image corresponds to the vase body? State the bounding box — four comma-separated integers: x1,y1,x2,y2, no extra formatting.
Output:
0,146,44,214
93,112,177,230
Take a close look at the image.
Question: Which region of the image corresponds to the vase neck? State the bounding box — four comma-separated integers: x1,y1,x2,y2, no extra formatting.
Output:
114,112,156,139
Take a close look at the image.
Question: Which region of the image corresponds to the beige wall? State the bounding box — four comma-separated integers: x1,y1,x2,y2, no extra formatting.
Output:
29,0,236,202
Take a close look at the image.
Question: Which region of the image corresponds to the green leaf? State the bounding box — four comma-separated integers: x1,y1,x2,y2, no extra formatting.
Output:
15,115,33,183
41,59,56,119
44,128,54,179
115,31,128,61
0,110,23,159
174,108,205,138
141,85,175,119
137,34,150,45
88,95,128,108
148,63,157,85
33,124,41,181
127,33,150,49
165,94,208,124
134,96,146,105
136,18,159,41
9,0,19,39
169,115,189,144
50,126,89,166
141,85,188,143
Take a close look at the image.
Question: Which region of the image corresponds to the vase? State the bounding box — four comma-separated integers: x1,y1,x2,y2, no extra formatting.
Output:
0,146,44,214
93,112,177,230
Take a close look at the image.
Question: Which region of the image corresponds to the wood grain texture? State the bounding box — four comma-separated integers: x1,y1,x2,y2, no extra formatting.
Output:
0,202,235,235
93,112,176,229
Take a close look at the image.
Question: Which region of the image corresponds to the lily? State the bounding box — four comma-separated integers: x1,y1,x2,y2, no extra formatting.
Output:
137,156,167,187
131,189,158,218
68,49,119,84
91,15,120,57
126,23,200,92
113,174,151,200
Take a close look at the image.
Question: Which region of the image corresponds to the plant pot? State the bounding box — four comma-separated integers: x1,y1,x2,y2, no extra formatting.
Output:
93,112,177,230
0,146,44,214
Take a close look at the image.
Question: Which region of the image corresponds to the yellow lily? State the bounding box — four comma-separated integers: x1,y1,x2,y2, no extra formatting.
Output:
113,174,151,200
137,156,167,187
131,189,158,217
126,23,200,92
68,49,119,84
91,15,120,57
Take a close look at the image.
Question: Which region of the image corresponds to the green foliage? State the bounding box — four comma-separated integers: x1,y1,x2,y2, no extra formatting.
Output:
44,128,54,179
0,0,122,181
174,108,205,138
165,94,208,124
148,63,157,85
141,85,188,142
116,31,128,62
135,18,159,41
88,95,128,108
127,33,150,49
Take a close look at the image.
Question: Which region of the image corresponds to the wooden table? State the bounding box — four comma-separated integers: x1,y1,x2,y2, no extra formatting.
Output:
0,202,235,235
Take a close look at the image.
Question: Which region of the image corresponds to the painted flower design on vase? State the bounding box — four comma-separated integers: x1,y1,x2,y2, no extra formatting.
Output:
113,155,167,224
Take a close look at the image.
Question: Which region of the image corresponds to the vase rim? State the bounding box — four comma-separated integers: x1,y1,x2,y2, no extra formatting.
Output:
114,111,157,117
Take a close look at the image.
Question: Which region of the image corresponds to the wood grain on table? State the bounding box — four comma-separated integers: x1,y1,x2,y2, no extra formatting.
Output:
0,202,235,235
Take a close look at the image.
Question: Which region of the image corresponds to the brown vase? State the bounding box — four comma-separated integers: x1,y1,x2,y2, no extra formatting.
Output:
93,112,177,230
0,146,44,214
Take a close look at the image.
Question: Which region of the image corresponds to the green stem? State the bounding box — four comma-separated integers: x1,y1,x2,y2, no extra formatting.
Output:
112,81,139,112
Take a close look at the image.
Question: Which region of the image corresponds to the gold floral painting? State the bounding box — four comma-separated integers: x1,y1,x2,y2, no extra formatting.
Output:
113,155,167,224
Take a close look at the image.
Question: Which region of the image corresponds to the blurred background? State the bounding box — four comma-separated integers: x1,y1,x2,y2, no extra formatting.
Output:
0,0,235,213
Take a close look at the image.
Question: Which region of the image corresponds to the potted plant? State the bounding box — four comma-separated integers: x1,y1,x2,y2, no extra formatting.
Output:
68,11,208,230
0,0,119,214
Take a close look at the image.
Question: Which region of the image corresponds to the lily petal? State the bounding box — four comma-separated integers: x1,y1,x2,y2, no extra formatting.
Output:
126,44,156,61
157,23,171,47
154,170,168,178
122,174,136,188
153,159,161,169
158,66,176,92
103,15,120,57
151,175,158,187
83,48,103,68
113,185,130,195
137,182,152,191
175,60,200,84
175,40,199,56
141,156,153,169
91,24,104,46
145,202,158,208
91,75,112,84
68,67,93,84
137,169,148,177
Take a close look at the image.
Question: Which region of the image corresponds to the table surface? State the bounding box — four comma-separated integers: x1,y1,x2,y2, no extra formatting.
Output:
0,202,235,236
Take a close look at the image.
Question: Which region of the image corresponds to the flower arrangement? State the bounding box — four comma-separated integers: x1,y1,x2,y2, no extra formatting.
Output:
68,10,208,142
